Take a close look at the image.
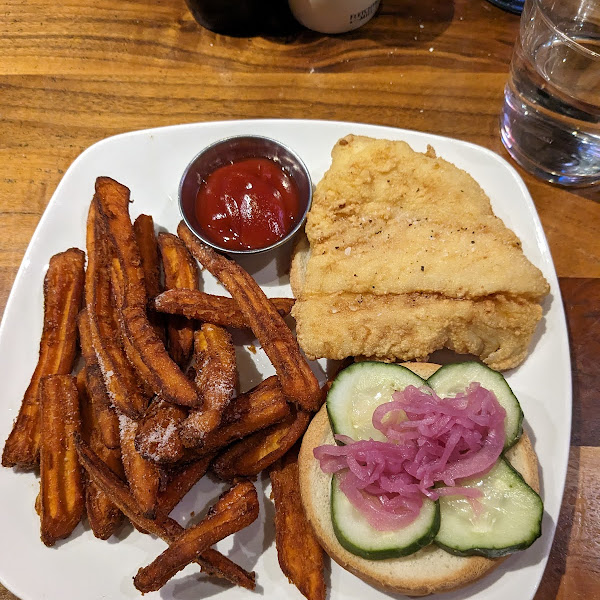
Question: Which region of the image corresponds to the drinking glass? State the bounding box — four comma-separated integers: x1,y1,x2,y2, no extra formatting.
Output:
500,0,600,187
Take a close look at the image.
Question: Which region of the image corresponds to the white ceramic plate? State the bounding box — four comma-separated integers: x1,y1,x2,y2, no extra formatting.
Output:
0,120,571,600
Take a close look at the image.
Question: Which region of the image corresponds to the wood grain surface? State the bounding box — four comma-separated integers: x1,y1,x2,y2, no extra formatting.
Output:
0,0,598,598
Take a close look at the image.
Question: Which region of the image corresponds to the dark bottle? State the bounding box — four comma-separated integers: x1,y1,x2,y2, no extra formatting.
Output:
185,0,299,36
485,0,524,14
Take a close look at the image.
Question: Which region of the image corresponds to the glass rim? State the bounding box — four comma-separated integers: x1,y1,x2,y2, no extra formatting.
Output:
532,0,600,60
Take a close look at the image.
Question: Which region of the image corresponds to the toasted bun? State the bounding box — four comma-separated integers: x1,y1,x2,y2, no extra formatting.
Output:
298,362,540,596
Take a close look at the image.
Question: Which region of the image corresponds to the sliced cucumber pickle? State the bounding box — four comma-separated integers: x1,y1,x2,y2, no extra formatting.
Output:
326,362,428,442
427,362,524,450
324,361,539,561
331,475,440,559
434,458,543,558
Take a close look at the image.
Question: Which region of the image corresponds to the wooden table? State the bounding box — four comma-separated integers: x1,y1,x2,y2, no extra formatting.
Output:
0,0,598,598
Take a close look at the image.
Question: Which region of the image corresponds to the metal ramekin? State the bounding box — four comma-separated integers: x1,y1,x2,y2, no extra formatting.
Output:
179,135,312,255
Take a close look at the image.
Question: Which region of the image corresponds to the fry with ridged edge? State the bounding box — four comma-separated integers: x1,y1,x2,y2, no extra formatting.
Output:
77,369,93,444
85,198,149,419
181,375,291,452
135,397,187,464
178,221,323,412
77,310,120,449
134,480,259,593
119,413,161,519
152,289,295,329
2,248,85,469
212,407,311,480
156,454,214,517
183,324,237,442
109,257,160,396
270,448,326,600
86,430,125,540
158,232,199,367
38,375,84,546
75,436,256,589
134,214,162,300
78,367,124,539
95,178,199,407
134,214,165,341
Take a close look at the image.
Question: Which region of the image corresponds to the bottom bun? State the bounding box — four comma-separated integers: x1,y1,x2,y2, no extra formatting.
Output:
298,362,540,596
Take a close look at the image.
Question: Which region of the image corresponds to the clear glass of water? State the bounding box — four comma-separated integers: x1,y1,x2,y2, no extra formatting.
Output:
500,0,600,187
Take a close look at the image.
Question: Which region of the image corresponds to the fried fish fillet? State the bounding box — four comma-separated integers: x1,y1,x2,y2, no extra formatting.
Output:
290,135,550,371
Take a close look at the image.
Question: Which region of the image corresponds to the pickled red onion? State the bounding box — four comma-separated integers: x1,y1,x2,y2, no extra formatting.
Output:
314,384,505,531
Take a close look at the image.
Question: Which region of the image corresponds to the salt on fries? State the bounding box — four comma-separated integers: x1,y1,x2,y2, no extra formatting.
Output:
178,221,324,413
135,397,188,464
182,375,292,453
94,177,199,407
2,176,327,600
184,324,237,441
77,310,121,449
85,199,149,419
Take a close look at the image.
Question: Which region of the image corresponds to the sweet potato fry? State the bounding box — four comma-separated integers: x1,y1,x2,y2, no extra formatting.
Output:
183,324,237,440
135,397,187,464
94,178,199,407
178,222,323,412
134,214,165,342
86,430,124,540
76,369,93,444
152,289,295,329
158,232,199,367
77,310,120,449
38,375,84,546
77,363,124,538
134,480,259,593
181,375,290,451
134,215,162,300
85,199,149,419
270,449,326,600
212,407,311,480
2,248,85,469
119,414,161,519
109,257,158,395
156,455,214,517
75,436,256,589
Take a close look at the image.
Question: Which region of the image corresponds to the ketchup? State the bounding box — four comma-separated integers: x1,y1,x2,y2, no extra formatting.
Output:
195,157,301,251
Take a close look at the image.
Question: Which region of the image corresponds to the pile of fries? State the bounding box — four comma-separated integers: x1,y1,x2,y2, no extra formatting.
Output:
2,176,326,600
